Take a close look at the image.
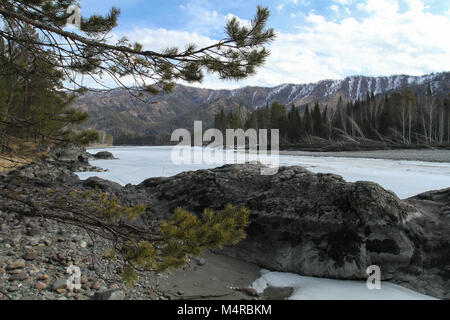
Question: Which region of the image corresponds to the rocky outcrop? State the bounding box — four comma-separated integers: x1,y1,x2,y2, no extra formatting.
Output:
92,151,116,160
134,163,449,299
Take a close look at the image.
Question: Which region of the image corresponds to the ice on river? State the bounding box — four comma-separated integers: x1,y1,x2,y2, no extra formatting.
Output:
77,146,450,199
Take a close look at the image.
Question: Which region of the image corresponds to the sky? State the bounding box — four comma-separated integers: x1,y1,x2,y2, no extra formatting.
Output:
78,0,450,89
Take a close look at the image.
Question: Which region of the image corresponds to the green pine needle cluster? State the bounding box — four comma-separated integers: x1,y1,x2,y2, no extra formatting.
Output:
121,205,250,287
69,189,250,287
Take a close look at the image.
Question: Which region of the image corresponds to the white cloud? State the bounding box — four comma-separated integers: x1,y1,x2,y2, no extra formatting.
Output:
333,0,352,5
329,5,340,13
121,28,216,52
239,0,450,88
87,0,450,90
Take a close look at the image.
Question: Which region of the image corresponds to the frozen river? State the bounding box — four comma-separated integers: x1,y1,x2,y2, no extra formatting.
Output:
77,146,450,199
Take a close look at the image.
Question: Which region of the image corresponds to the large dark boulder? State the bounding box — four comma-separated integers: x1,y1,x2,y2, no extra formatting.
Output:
136,163,449,299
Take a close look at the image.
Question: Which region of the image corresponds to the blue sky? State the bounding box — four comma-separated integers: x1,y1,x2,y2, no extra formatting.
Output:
78,0,450,89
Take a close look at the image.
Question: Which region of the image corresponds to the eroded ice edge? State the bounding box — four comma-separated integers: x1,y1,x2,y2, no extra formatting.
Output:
251,270,436,300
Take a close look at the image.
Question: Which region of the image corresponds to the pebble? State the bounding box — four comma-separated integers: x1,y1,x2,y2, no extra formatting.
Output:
24,251,39,261
27,228,40,237
8,272,28,281
37,274,49,281
35,281,48,291
197,257,206,266
28,264,40,274
6,260,25,270
9,269,23,275
53,279,68,291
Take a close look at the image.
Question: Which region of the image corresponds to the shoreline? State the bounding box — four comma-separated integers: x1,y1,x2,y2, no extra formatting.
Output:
88,145,450,164
279,149,450,163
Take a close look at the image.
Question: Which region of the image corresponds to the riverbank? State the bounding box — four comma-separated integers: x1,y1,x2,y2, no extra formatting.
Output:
280,149,450,163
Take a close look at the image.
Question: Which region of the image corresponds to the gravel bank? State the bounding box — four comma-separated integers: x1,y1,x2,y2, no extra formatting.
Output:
280,149,450,163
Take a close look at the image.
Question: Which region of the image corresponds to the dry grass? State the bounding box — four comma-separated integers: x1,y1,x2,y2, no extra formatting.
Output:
0,139,49,173
0,156,31,173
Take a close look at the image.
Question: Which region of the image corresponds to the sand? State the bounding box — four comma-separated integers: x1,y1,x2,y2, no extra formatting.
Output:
158,253,293,300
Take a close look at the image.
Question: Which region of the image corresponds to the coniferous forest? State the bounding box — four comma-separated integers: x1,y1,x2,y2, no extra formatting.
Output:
214,88,450,147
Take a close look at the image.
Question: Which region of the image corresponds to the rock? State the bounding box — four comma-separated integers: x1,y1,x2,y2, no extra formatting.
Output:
35,281,48,291
37,274,49,281
82,282,91,290
26,228,40,237
7,286,19,292
8,269,23,275
24,250,39,261
177,290,185,296
91,289,125,300
261,287,294,300
197,257,206,266
137,163,450,299
93,151,116,160
6,260,25,270
232,287,260,297
53,279,68,291
51,145,90,163
9,272,27,281
83,177,123,194
28,264,40,275
80,241,87,248
92,279,105,290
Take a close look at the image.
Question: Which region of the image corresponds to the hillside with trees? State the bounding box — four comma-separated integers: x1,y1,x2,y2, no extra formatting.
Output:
214,88,450,149
72,72,449,146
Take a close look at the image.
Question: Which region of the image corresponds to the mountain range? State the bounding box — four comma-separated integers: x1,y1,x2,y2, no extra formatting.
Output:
72,71,450,141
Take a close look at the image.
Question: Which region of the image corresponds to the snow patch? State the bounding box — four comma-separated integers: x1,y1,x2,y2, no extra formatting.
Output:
356,77,362,100
251,91,258,105
325,80,342,97
287,86,299,103
265,84,290,104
